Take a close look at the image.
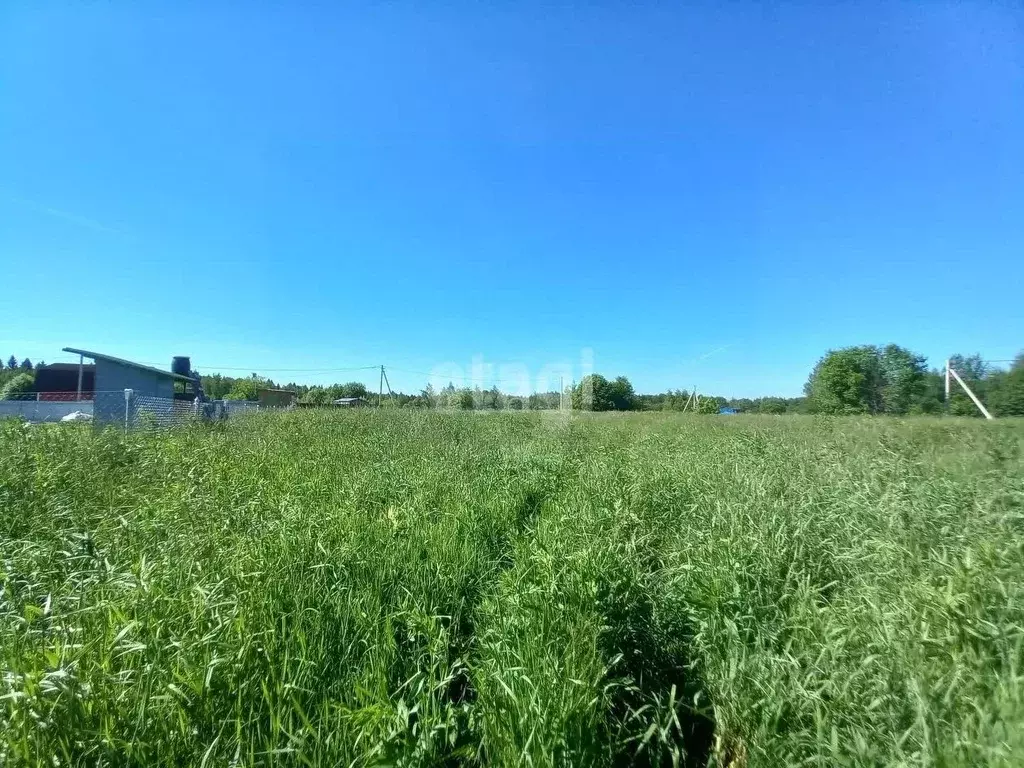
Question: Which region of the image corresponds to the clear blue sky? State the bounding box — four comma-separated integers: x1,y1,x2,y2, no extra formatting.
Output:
2,3,1022,397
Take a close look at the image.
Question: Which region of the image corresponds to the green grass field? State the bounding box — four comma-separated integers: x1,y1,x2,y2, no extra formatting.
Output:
2,411,1022,766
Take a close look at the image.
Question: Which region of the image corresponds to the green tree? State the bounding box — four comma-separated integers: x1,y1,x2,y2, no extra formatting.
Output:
338,382,369,399
528,392,560,410
806,344,925,415
6,355,17,370
299,386,330,406
758,397,787,414
913,370,945,414
948,353,987,381
879,344,927,414
985,352,1024,416
487,386,502,410
607,376,637,411
420,384,438,409
571,374,637,411
648,389,690,411
572,374,609,411
19,358,33,371
806,346,880,414
225,374,271,401
694,395,721,414
201,373,234,400
0,372,34,400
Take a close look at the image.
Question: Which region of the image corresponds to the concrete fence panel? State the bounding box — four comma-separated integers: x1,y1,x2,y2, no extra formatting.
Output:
0,400,94,422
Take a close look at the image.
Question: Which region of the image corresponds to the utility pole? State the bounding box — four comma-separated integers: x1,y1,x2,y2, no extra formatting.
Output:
382,366,396,405
947,364,994,420
378,365,384,408
944,358,950,406
76,353,84,401
560,376,564,411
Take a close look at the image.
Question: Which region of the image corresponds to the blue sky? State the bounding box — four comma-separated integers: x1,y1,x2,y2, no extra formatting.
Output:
2,3,1022,397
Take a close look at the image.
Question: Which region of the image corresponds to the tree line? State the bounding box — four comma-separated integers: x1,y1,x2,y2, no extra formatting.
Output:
567,347,1024,417
196,370,807,413
199,373,566,411
4,347,1023,416
132,346,1024,417
568,374,807,414
804,346,1024,417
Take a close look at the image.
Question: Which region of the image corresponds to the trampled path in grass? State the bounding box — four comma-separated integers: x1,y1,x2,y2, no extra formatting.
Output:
1,411,1022,766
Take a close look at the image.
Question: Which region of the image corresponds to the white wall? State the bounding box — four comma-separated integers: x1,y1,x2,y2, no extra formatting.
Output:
0,400,94,423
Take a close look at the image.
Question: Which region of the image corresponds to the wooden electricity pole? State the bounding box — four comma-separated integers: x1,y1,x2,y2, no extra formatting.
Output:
378,365,384,407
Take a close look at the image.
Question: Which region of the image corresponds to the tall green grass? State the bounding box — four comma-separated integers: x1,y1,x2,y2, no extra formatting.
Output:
1,411,1022,766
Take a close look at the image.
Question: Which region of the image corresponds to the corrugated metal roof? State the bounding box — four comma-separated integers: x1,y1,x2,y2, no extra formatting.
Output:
62,347,195,382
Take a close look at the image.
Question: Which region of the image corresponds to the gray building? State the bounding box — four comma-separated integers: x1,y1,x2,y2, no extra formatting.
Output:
333,397,368,407
62,347,198,424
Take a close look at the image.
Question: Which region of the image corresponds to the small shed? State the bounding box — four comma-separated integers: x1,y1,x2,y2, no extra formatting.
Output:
63,347,198,424
333,397,368,407
258,388,296,408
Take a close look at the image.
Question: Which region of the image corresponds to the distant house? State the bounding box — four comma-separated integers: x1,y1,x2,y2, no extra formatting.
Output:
718,406,739,415
258,388,296,408
62,348,199,424
34,363,96,401
333,397,368,407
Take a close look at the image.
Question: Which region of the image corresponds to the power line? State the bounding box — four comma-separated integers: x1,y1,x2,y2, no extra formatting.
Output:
385,365,530,386
44,355,522,384
197,365,380,373
40,356,564,391
47,357,380,374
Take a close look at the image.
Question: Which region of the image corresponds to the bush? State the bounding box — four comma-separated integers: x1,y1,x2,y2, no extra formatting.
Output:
0,372,34,400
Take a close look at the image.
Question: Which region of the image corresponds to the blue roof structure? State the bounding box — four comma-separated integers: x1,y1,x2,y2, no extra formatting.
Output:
62,347,194,382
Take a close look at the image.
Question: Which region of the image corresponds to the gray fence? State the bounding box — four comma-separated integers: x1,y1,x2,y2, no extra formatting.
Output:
223,400,259,416
1,390,262,429
122,392,260,430
123,394,195,430
0,399,93,423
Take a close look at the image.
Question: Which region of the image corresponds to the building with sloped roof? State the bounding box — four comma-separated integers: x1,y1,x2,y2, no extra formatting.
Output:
333,397,368,407
62,347,198,424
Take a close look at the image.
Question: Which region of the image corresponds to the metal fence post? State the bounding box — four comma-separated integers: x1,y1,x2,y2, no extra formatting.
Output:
124,389,133,434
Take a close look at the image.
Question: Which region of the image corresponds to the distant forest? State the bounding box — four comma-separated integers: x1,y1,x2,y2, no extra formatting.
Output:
200,344,1024,416
3,345,1023,416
